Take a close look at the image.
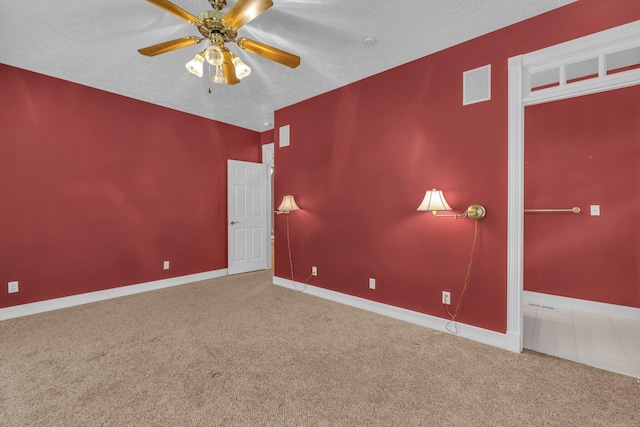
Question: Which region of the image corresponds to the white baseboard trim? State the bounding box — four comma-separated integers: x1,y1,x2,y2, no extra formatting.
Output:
0,269,228,321
273,276,512,352
505,331,523,353
524,291,640,321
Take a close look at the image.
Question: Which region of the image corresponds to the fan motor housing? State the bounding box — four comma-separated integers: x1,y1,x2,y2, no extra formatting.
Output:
197,10,237,42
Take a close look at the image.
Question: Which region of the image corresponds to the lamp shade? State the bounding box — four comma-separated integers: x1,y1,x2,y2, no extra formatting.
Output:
417,189,452,212
185,52,205,77
231,54,251,79
204,44,224,66
212,65,226,84
278,195,300,212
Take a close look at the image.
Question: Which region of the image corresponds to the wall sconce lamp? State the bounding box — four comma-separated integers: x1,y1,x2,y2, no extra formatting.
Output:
417,189,486,220
276,195,300,215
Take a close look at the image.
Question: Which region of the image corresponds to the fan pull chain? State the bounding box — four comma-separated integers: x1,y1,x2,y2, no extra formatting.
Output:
208,63,212,94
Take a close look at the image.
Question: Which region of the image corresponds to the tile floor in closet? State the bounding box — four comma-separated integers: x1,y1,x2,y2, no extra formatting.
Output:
524,304,640,379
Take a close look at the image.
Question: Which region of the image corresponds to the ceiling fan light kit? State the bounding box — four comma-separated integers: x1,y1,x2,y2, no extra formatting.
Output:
138,0,300,86
204,43,224,66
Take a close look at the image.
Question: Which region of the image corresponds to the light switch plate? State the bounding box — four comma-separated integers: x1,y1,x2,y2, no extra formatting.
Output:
8,281,19,293
590,205,600,216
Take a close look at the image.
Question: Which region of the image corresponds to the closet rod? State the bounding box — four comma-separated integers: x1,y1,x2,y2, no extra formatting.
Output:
524,207,581,213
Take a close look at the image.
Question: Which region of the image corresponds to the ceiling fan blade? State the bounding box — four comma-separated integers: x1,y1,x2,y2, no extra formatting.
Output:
144,0,203,26
138,36,203,56
222,49,241,85
236,38,300,68
224,0,273,29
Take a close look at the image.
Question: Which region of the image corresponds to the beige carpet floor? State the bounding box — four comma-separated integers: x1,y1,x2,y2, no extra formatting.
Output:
1,270,638,426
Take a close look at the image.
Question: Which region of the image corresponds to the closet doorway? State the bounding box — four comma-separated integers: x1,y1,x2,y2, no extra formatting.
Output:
522,86,640,378
506,20,640,359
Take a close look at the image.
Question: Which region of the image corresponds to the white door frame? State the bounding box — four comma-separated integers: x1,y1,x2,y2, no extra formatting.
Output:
262,143,275,268
506,20,640,352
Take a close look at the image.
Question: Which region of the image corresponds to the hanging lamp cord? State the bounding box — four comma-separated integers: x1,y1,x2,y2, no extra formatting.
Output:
445,220,479,334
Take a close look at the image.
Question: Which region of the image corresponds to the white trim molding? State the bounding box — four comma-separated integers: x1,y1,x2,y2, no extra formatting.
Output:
0,269,228,321
273,276,509,351
262,142,275,269
507,54,525,353
507,20,640,353
524,291,640,321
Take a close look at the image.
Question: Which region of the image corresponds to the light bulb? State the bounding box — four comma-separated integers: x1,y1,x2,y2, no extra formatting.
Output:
185,52,205,77
204,45,224,66
212,65,226,84
231,54,251,79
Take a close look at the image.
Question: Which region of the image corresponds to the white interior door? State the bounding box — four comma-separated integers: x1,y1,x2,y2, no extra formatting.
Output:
228,160,268,275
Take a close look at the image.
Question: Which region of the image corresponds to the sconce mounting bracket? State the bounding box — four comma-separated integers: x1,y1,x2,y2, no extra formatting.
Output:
466,204,486,220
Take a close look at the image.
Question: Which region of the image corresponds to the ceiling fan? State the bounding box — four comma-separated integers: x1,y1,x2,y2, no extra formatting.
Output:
138,0,301,85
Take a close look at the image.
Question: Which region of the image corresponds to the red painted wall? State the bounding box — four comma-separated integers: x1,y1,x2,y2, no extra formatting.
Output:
0,65,260,308
524,85,640,307
273,1,640,333
261,130,274,145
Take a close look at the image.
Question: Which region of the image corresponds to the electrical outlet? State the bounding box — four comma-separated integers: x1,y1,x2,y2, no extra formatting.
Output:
442,291,451,305
312,266,318,276
163,261,170,270
8,281,19,293
369,278,376,290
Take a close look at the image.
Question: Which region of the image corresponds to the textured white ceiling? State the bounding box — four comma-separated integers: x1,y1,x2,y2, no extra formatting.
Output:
0,0,575,131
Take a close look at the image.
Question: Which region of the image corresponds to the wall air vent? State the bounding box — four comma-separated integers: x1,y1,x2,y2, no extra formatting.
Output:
279,124,290,148
463,64,491,105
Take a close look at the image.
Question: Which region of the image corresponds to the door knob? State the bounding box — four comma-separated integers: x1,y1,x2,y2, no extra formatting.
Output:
230,221,240,225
